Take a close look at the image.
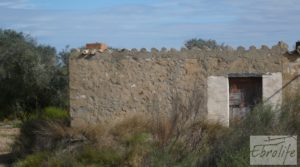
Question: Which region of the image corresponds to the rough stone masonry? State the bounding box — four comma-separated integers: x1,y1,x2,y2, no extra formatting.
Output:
69,42,300,127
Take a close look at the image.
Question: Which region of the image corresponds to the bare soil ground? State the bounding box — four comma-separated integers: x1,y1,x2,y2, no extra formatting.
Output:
0,122,20,167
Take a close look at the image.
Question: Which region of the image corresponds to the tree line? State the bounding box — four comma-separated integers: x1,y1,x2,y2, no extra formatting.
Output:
0,29,69,119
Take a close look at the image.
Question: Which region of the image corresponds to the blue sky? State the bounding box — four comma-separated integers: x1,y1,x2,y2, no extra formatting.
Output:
0,0,299,51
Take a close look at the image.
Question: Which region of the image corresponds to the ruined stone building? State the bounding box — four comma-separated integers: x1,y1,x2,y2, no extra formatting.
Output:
69,42,300,127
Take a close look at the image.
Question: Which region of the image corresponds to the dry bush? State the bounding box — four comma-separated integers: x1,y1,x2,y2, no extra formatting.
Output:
12,120,89,157
145,88,227,166
150,88,206,145
110,113,152,139
197,92,300,167
13,88,227,167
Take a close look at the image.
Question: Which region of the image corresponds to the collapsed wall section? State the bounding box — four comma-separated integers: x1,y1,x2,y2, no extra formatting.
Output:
69,44,292,127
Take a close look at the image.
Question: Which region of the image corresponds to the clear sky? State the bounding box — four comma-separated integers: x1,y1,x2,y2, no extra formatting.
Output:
0,0,299,51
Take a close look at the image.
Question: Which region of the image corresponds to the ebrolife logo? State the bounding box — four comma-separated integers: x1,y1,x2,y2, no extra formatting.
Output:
250,136,297,165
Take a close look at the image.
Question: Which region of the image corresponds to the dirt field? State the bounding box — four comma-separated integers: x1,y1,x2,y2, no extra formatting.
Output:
0,122,19,167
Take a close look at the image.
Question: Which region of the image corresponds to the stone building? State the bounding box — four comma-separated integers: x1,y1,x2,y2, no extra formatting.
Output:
69,42,300,127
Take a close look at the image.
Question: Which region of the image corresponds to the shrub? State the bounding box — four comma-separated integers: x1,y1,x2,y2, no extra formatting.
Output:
197,94,300,167
12,107,70,157
78,146,122,166
41,107,69,120
14,151,80,167
13,93,300,167
14,152,50,167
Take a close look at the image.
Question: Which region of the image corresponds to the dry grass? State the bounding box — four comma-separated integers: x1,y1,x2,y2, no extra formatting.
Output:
0,123,20,154
13,91,300,167
12,89,223,166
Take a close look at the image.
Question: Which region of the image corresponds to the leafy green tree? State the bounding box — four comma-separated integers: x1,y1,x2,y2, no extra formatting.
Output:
51,46,70,109
58,45,70,66
0,29,68,119
185,38,225,49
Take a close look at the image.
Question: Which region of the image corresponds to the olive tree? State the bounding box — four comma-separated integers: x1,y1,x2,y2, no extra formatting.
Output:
0,29,68,118
185,38,225,49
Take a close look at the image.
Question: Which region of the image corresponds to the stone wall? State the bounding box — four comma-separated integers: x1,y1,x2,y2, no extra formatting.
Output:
69,43,299,127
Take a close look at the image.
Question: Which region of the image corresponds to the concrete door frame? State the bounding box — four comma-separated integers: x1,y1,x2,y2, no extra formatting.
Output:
207,72,282,127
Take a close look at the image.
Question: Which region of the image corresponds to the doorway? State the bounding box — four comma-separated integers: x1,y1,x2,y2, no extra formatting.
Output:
229,75,262,122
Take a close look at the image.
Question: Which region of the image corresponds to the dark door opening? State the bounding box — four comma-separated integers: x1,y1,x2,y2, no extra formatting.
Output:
229,76,262,122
